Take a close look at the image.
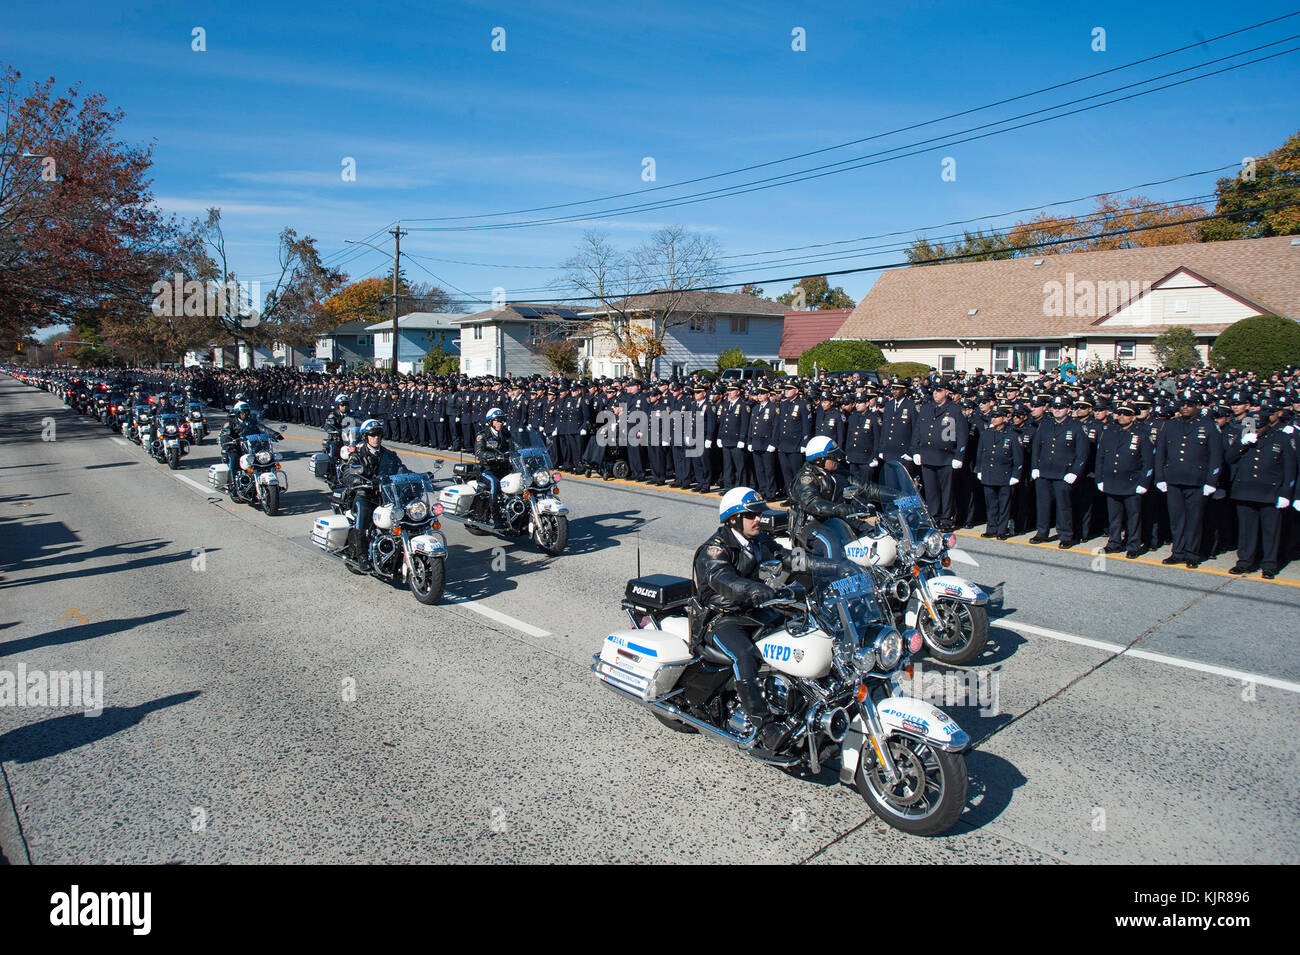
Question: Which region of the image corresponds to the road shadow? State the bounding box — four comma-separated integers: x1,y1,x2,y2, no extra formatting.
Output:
954,750,1028,832
439,540,553,602
565,510,650,557
0,691,202,764
84,461,137,470
2,536,169,575
0,610,188,656
0,549,206,592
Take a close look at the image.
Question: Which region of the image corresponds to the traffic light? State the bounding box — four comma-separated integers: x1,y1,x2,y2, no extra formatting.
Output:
57,342,63,351
15,341,22,353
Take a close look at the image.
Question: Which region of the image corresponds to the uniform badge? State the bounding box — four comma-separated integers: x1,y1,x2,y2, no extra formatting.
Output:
793,649,804,663
800,474,814,484
705,544,724,558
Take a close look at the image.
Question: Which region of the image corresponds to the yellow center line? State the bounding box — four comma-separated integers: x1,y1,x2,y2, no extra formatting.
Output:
952,528,1300,589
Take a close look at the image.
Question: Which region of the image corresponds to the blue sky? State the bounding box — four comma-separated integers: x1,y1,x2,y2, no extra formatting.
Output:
3,0,1298,310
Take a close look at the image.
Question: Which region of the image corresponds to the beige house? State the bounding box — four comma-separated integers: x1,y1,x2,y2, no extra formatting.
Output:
837,235,1300,374
454,304,586,377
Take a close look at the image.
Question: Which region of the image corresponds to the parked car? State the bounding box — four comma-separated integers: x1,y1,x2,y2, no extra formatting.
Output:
719,366,775,382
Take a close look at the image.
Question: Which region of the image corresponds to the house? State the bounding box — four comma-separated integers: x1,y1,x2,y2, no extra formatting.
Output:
315,320,376,371
454,304,587,377
778,308,852,374
836,235,1300,374
579,291,787,379
366,312,469,375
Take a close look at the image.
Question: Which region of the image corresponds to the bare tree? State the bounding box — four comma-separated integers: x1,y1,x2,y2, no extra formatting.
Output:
562,225,720,379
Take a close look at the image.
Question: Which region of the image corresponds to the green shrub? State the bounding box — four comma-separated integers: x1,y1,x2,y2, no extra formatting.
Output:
1152,325,1203,371
879,361,931,380
797,339,885,376
1211,315,1300,376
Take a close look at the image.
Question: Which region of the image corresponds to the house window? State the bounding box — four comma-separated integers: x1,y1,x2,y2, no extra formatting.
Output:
994,344,1060,374
939,355,956,373
672,363,684,377
473,326,483,340
529,322,542,339
614,363,628,377
1117,341,1136,362
689,314,716,332
730,316,748,334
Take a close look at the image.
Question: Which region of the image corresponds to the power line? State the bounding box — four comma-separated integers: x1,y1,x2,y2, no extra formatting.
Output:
404,40,1300,233
400,11,1299,224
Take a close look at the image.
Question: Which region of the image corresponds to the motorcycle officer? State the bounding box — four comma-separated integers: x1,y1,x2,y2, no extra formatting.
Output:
788,435,894,554
343,418,410,571
474,407,512,526
323,394,352,483
694,488,801,757
220,401,254,480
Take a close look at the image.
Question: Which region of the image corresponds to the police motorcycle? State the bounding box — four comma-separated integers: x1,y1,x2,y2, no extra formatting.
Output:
209,413,288,515
310,468,448,605
149,410,192,470
128,401,153,445
105,393,128,432
186,401,209,442
594,517,970,836
436,426,569,555
776,460,990,667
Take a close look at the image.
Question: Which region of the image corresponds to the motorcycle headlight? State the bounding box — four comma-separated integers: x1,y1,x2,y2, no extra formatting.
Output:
406,499,428,522
255,450,272,464
873,627,903,671
924,530,944,557
851,646,876,675
532,469,552,486
165,426,177,433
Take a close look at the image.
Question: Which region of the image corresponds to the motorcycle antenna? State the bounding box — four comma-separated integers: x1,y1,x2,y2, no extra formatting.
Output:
636,532,641,579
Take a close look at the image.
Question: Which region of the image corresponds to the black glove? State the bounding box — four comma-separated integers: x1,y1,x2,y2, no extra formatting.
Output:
833,501,855,519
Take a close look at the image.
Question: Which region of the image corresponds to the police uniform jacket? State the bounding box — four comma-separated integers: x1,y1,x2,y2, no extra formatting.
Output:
1096,423,1153,495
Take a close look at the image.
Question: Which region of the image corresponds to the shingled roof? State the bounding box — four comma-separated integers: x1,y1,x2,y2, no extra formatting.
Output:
837,235,1300,341
779,309,852,360
583,290,789,317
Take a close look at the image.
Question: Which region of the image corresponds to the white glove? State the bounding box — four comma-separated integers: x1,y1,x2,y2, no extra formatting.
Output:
766,445,776,453
661,441,669,446
951,459,962,469
1293,498,1300,512
552,429,557,436
1202,484,1215,497
1096,482,1104,492
1031,469,1040,480
871,457,880,467
912,454,922,465
580,429,587,436
1009,477,1019,485
1156,481,1168,492
705,439,712,448
736,440,744,448
747,444,754,451
1063,473,1077,485
976,472,982,481
1241,432,1257,445
1278,497,1291,509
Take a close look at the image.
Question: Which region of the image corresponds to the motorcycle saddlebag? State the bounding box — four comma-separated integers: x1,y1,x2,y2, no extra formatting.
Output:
624,574,693,612
437,484,477,516
309,452,331,480
758,508,788,535
311,514,351,550
207,463,230,489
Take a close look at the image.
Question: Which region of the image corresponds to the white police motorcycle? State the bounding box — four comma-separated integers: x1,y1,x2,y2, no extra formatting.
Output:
594,490,970,837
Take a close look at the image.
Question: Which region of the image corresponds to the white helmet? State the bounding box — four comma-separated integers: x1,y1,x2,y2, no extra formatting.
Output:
719,487,766,523
804,435,843,461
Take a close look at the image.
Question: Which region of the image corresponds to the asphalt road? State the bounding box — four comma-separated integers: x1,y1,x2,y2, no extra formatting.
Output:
1,374,1297,864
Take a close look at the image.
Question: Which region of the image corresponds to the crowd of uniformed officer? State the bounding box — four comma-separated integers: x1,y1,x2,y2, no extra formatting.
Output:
68,362,1300,578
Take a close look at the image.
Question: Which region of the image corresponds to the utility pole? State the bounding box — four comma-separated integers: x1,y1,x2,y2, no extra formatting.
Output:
391,222,406,375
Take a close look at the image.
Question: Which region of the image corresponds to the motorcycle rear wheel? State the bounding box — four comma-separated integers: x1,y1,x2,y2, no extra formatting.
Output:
919,598,989,666
855,736,967,836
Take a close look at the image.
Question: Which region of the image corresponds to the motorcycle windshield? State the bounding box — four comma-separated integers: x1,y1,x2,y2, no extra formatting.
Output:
187,403,204,416
158,413,181,429
243,433,272,456
511,428,554,471
810,558,888,646
339,426,359,446
876,460,932,548
382,472,427,507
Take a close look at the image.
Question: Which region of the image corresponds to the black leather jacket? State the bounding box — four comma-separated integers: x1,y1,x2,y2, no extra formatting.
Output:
475,425,511,470
345,444,409,498
324,410,349,438
693,526,792,615
788,460,851,540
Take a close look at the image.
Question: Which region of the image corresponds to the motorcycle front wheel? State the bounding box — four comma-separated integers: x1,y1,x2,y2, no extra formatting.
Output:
855,736,967,836
408,554,445,605
918,598,989,666
167,447,180,470
533,513,568,555
263,485,280,516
